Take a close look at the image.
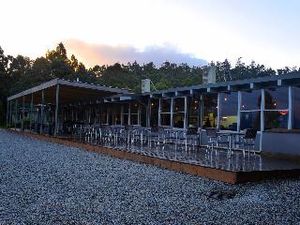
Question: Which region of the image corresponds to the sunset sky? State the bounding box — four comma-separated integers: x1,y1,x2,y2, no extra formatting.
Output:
1,0,300,68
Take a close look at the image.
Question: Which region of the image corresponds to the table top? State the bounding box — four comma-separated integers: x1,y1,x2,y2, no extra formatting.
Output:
217,130,245,135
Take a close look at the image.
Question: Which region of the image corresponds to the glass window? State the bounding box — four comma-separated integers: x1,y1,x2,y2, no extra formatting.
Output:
123,104,129,113
293,87,300,129
264,87,289,130
100,108,107,124
107,109,113,125
241,90,261,110
161,114,171,126
203,94,217,128
173,98,185,128
141,105,146,127
240,111,260,131
220,92,238,130
161,99,171,112
130,103,139,125
174,98,184,112
188,96,200,128
131,115,138,125
265,87,288,110
111,105,121,125
150,99,158,127
123,114,129,125
160,98,171,127
122,104,129,125
131,103,139,113
173,113,184,128
264,111,288,130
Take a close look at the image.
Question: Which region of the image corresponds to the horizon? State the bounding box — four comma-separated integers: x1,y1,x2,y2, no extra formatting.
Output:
2,0,300,69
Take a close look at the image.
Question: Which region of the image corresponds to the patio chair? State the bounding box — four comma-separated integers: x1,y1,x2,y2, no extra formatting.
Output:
186,127,199,149
238,128,258,156
205,128,218,150
243,128,257,147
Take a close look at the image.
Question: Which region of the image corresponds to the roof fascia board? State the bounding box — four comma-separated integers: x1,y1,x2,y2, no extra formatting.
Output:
7,78,59,101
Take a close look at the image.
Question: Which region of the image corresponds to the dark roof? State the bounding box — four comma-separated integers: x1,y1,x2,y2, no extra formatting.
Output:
145,72,300,97
7,78,131,104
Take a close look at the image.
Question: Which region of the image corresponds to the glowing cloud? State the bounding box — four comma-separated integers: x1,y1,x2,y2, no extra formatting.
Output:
65,40,207,67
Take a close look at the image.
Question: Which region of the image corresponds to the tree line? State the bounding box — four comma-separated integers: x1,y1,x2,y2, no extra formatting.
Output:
0,42,299,125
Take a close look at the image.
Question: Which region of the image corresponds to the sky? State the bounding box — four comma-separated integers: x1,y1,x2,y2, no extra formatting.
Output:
1,0,300,68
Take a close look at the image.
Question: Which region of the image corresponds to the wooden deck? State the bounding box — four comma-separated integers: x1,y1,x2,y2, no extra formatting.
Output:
9,129,300,184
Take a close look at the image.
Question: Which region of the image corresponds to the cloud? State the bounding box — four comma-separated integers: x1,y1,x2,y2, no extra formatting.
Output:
64,39,207,67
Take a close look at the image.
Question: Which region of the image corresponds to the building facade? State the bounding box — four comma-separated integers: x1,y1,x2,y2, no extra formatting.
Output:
7,72,300,155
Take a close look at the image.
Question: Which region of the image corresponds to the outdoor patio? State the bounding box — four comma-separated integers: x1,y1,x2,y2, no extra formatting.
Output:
63,124,300,183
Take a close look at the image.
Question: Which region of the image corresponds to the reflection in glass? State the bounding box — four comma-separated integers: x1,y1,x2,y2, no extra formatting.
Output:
264,111,288,130
150,99,158,127
131,115,138,125
174,98,184,112
173,98,185,128
122,104,129,125
131,103,139,113
161,114,170,126
240,111,260,131
123,114,128,125
112,105,121,125
161,99,171,112
203,94,217,128
123,104,129,113
130,103,139,125
100,108,107,124
140,104,146,127
265,87,288,110
241,90,261,110
174,114,184,128
188,96,200,128
220,92,238,130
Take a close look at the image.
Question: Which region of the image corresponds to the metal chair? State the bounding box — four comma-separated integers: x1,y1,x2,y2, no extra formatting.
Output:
205,128,218,150
238,128,258,156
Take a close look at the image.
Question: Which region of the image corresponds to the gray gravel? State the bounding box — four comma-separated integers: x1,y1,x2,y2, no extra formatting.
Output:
0,129,300,225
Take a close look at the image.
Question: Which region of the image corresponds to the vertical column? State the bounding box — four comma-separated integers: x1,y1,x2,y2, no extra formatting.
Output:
21,96,25,130
40,90,45,134
54,85,60,136
9,100,12,126
288,86,293,130
88,105,91,124
138,104,141,126
259,89,265,151
147,98,151,127
158,98,161,127
29,93,33,131
216,93,221,130
128,104,131,125
106,107,109,125
121,105,124,125
184,96,188,129
170,98,174,127
75,104,78,122
199,95,204,129
71,105,74,121
6,100,10,127
76,104,79,121
15,99,18,129
237,91,242,132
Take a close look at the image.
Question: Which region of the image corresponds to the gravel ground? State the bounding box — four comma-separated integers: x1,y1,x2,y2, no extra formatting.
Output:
0,129,300,225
